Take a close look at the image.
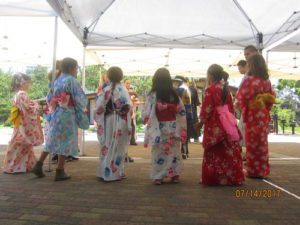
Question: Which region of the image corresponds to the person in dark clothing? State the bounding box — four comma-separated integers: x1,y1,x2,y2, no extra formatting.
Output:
173,76,192,159
187,79,201,142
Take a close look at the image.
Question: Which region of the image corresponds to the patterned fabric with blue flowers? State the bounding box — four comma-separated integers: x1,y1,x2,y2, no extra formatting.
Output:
142,93,187,179
45,73,87,156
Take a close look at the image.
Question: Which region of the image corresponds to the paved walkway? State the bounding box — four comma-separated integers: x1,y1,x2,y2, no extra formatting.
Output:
0,128,299,225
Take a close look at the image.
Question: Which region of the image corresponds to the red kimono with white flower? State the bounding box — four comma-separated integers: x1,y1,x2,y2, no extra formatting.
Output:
237,76,275,177
200,82,244,185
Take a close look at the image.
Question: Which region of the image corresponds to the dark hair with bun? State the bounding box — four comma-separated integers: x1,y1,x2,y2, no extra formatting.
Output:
207,64,229,105
107,66,123,92
11,73,31,92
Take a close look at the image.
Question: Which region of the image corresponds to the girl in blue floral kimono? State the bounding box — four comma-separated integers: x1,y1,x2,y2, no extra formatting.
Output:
143,68,187,185
94,67,132,182
32,58,87,181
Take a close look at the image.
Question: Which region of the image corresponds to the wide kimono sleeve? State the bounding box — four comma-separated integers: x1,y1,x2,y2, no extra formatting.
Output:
236,77,255,121
200,87,214,123
142,93,154,125
94,86,112,144
142,93,157,148
15,91,39,116
176,99,187,142
15,91,44,146
69,77,88,112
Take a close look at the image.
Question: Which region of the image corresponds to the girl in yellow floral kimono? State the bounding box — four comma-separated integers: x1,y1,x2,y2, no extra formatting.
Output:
3,73,44,173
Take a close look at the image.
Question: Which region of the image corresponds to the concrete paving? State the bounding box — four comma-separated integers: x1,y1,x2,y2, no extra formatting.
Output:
0,128,299,225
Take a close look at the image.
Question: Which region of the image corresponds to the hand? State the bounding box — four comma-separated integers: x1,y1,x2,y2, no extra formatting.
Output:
234,102,240,111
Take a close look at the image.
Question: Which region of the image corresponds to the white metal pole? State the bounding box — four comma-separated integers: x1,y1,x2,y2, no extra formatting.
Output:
51,16,58,83
47,16,58,172
265,51,269,65
79,46,87,156
82,46,86,91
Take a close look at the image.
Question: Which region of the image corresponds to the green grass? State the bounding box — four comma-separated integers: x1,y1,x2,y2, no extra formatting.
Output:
136,123,145,133
278,125,300,134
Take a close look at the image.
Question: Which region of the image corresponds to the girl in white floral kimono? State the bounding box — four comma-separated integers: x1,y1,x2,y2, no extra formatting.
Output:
143,68,187,185
3,73,44,173
95,67,132,182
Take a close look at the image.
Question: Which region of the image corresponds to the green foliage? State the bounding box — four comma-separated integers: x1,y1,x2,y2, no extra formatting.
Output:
123,76,152,100
277,79,300,96
0,69,13,123
275,79,300,126
27,66,49,100
277,108,295,123
78,64,107,92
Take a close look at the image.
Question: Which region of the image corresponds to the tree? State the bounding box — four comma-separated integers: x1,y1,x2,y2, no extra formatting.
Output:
26,66,49,100
0,69,13,123
77,64,107,91
123,76,152,100
275,79,300,124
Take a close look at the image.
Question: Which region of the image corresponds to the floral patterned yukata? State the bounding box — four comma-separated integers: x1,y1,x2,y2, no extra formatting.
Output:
143,93,187,180
237,76,275,177
200,82,244,185
3,91,44,173
94,83,132,181
45,73,87,156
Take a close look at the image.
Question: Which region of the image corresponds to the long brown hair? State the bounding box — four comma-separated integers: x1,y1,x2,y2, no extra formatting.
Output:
207,64,229,105
150,68,179,104
247,54,269,80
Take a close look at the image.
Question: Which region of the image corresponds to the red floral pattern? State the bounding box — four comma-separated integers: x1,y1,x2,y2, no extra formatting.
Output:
200,82,244,185
237,76,275,177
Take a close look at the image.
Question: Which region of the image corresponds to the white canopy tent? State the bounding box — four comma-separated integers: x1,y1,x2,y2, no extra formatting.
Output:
44,0,300,79
86,47,300,80
1,0,300,79
46,0,300,50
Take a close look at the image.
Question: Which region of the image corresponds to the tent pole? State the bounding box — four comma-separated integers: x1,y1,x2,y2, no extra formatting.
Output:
51,16,58,82
79,45,86,156
263,28,300,53
82,46,86,91
265,51,269,65
47,16,58,172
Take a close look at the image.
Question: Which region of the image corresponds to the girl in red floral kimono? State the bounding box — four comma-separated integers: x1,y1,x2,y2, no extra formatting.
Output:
237,54,275,178
200,64,244,186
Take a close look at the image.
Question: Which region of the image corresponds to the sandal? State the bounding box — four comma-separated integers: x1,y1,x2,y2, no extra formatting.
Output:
171,175,180,184
154,179,162,185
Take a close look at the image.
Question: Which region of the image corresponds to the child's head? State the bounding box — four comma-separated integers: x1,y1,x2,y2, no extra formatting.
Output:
207,64,227,85
247,54,269,80
107,67,123,83
11,73,31,92
237,60,247,75
207,64,230,105
61,57,78,77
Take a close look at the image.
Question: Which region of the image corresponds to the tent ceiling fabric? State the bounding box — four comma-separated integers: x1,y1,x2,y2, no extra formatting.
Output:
86,47,300,80
47,0,300,50
0,0,55,17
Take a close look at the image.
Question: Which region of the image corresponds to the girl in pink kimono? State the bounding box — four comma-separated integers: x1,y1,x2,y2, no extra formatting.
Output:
143,68,187,185
3,73,44,173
